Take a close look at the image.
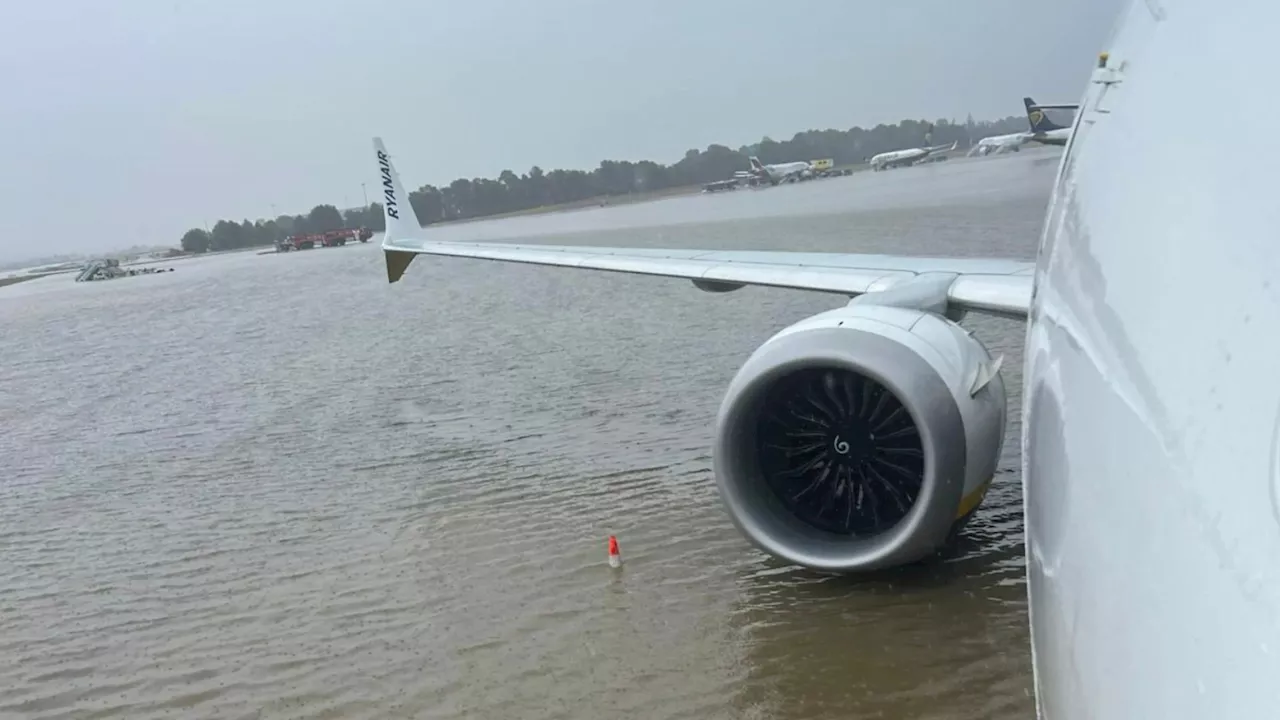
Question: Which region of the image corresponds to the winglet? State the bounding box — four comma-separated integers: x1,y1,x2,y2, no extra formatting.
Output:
386,249,416,284
373,137,419,283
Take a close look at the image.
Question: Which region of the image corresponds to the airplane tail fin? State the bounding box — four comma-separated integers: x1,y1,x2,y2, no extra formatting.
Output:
1023,97,1068,132
748,156,765,173
372,137,421,283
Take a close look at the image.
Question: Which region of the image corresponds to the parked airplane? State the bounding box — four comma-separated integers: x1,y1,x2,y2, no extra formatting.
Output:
377,0,1280,713
968,96,1081,157
747,156,812,185
1023,96,1079,146
868,140,958,170
968,131,1028,156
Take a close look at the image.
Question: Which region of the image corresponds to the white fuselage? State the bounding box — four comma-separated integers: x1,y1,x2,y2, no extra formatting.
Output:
752,159,811,183
869,148,930,170
1025,0,1280,716
1027,127,1072,146
869,142,953,171
969,132,1030,156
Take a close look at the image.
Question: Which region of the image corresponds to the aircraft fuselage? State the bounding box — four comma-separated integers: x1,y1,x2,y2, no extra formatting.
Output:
1024,0,1280,716
1028,128,1072,146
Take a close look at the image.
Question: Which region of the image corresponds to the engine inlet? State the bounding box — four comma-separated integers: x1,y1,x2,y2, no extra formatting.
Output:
756,368,925,536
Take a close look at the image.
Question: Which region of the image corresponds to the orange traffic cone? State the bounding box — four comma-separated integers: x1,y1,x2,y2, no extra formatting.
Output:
607,535,622,568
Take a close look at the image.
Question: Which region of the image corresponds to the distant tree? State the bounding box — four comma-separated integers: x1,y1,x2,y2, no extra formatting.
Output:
255,219,280,244
342,202,385,231
409,188,443,224
180,228,210,254
209,220,243,251
306,204,344,233
368,202,386,231
525,166,548,207
176,112,1031,249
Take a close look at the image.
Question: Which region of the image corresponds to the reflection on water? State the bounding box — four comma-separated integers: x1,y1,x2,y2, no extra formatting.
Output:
730,477,1030,720
0,151,1055,719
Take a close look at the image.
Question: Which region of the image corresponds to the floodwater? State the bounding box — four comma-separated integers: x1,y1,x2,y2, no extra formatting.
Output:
0,149,1061,720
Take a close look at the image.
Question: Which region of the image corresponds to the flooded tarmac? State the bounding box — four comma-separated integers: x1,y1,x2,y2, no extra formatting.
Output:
0,150,1059,719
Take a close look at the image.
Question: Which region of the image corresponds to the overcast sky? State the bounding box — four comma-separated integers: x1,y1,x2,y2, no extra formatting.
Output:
0,0,1122,263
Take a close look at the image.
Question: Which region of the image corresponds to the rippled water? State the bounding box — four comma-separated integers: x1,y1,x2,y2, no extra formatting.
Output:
0,150,1059,719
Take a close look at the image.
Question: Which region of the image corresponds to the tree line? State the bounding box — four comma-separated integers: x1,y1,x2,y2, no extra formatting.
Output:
179,114,1029,254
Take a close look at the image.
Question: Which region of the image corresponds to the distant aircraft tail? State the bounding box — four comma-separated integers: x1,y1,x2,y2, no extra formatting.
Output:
748,156,766,173
374,137,423,283
1023,97,1069,133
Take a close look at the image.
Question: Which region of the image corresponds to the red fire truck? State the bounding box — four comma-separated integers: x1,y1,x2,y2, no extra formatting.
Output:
276,227,374,252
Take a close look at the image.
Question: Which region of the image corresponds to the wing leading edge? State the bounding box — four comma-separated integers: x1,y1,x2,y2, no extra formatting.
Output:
375,138,1034,319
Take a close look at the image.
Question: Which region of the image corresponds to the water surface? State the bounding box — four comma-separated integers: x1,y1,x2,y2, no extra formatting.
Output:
0,149,1059,719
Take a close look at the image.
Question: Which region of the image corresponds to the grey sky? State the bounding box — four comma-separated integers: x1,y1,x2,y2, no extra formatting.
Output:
0,0,1122,263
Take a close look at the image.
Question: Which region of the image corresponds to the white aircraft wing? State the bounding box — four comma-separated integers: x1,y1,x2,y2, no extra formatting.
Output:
383,239,1033,319
373,137,1033,319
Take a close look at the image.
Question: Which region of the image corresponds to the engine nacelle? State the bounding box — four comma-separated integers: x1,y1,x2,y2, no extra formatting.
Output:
712,303,1007,573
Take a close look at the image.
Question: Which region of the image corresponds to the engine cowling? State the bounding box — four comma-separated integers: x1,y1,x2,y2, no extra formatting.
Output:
712,303,1007,573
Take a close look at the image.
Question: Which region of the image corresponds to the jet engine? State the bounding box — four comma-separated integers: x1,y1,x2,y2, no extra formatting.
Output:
712,302,1007,573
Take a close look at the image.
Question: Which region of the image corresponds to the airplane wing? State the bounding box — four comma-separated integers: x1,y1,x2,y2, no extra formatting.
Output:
374,137,1033,320
383,239,1033,319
